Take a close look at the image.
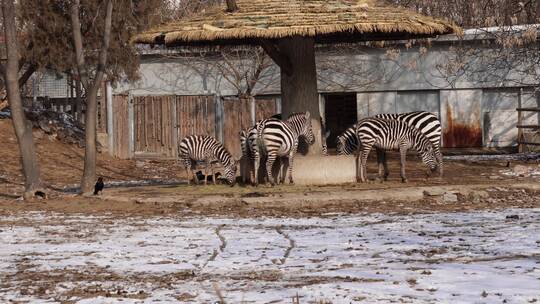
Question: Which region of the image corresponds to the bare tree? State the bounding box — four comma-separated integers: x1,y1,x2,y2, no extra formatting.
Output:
157,46,278,99
70,0,113,194
0,0,42,199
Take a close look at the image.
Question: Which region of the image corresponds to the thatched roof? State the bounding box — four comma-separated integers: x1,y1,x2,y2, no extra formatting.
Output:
134,0,460,46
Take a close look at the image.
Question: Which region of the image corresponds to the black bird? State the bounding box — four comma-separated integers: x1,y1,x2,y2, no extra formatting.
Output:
94,177,104,195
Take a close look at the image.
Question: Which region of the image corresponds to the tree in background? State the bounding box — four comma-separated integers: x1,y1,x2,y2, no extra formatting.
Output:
0,0,43,199
390,0,539,27
14,0,167,194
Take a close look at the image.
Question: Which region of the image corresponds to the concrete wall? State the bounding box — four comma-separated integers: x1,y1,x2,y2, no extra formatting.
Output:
114,44,539,97
112,42,539,150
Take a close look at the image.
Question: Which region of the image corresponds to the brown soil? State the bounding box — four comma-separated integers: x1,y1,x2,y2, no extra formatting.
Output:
0,119,185,199
1,118,538,218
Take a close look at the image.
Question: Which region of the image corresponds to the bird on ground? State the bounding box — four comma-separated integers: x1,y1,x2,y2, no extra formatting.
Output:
94,177,104,195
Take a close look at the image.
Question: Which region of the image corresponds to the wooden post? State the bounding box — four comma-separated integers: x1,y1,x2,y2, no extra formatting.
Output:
225,0,238,12
128,93,135,158
106,82,114,156
518,88,523,153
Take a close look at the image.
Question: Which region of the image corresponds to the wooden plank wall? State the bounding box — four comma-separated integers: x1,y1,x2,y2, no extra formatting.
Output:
176,95,216,143
112,94,278,159
112,95,130,159
133,96,176,157
223,98,252,158
255,96,278,121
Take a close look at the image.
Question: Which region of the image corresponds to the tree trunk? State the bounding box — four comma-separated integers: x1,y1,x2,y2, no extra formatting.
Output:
1,0,42,198
80,86,98,193
277,36,322,155
71,0,113,194
74,77,83,123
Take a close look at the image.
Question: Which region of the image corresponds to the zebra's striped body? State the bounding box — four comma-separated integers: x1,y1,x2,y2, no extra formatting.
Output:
239,125,260,184
178,135,237,185
256,112,314,185
337,111,443,176
356,118,438,183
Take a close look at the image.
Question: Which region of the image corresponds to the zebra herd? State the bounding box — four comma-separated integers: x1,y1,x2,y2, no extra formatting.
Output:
178,110,443,186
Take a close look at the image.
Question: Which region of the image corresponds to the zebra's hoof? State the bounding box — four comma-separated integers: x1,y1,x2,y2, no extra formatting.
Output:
401,178,408,183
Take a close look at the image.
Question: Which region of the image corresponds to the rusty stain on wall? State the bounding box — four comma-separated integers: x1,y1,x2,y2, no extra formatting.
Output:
443,103,482,148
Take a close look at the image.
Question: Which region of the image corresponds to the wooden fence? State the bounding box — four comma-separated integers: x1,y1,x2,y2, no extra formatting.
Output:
111,94,280,159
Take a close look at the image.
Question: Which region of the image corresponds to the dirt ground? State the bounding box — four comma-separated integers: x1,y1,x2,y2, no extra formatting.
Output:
1,119,540,303
1,118,539,217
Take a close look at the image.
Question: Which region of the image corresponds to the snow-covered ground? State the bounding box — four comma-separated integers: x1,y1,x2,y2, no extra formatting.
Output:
1,209,539,303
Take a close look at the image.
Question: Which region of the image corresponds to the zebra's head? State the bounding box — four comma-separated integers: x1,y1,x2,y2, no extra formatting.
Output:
420,145,438,173
301,111,315,145
224,160,238,186
336,135,346,155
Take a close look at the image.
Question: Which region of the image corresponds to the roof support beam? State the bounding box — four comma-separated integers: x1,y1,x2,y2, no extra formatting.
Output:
225,0,238,12
259,39,293,76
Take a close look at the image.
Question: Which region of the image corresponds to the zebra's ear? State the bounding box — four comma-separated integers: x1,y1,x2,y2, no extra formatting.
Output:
324,130,331,139
305,111,311,120
239,130,246,137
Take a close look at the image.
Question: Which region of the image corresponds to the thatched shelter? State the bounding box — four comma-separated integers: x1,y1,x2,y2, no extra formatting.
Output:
134,0,459,154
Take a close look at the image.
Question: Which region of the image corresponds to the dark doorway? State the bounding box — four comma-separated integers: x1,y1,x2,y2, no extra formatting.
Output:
324,93,357,151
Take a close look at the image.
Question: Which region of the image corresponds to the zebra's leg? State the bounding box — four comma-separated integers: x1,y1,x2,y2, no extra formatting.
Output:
287,155,295,185
359,143,373,183
399,144,408,183
376,148,385,182
266,152,278,186
204,160,210,186
253,153,260,186
211,164,216,185
355,150,361,182
280,157,288,184
436,148,444,178
382,151,390,181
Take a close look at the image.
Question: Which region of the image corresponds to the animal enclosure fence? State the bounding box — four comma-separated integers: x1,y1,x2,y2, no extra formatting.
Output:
110,94,280,159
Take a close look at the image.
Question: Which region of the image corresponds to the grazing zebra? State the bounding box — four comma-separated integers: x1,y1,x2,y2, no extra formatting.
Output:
355,118,438,183
337,111,443,177
375,111,443,176
256,112,314,185
178,135,237,186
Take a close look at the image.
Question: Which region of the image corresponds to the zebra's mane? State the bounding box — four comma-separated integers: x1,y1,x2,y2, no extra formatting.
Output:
212,141,236,168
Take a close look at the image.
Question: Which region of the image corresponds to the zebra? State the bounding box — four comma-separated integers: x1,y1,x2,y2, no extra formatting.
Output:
239,125,259,184
355,118,438,183
375,111,443,177
178,135,237,186
255,111,314,186
337,111,443,177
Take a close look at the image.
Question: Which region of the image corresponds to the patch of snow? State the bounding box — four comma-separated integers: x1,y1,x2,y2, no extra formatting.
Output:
1,209,540,303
